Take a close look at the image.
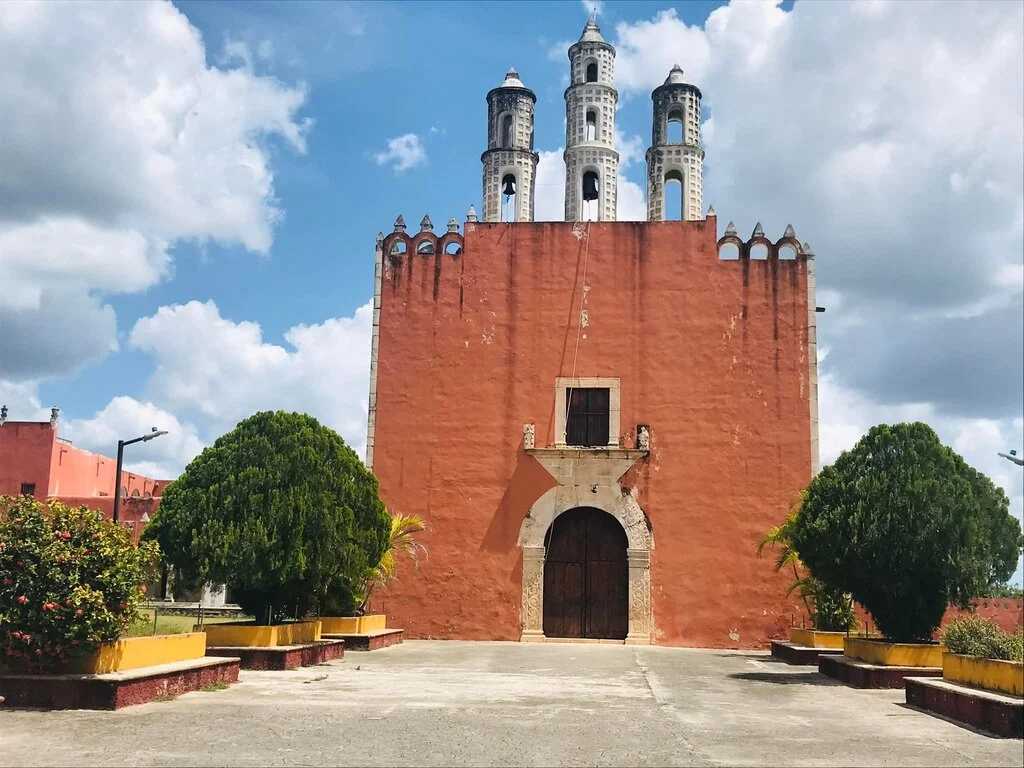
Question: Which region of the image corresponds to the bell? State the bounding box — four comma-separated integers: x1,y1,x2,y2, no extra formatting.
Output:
582,173,599,201
502,177,516,196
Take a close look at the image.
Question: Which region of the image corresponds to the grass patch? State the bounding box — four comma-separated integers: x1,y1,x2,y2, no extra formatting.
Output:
124,611,251,638
200,682,229,692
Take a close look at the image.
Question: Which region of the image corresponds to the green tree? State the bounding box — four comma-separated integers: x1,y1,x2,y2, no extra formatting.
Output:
0,496,159,671
756,494,857,632
791,422,1023,642
144,411,390,624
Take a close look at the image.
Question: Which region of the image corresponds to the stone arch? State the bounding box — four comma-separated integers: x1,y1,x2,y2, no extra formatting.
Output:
518,485,652,644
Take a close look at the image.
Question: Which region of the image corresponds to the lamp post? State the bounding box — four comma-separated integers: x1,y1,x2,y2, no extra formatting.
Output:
113,428,168,523
997,450,1023,467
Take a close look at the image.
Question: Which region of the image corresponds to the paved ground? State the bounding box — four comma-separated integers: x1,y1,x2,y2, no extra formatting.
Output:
2,641,1020,767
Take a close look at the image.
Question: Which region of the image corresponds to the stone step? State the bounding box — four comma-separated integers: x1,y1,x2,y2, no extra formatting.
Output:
770,640,843,666
819,653,941,689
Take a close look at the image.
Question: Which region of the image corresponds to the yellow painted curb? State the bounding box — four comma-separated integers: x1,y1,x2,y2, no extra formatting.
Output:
201,620,321,648
70,632,206,674
943,654,1024,697
320,615,387,634
844,636,945,667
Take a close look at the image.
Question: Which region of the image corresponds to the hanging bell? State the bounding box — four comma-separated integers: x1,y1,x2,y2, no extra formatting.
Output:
582,173,599,201
502,176,517,196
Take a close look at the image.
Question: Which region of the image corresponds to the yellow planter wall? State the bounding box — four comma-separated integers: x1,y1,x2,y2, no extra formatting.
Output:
844,636,945,667
789,628,846,649
320,615,386,634
70,632,206,674
202,620,321,648
943,654,1024,697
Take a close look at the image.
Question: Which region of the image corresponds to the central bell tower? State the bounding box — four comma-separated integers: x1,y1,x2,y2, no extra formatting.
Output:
563,18,619,222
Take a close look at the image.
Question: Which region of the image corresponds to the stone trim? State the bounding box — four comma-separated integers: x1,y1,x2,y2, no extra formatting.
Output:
366,234,384,470
554,376,620,448
518,444,652,644
806,250,820,475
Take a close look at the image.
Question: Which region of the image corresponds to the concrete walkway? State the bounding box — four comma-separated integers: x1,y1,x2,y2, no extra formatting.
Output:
2,641,1020,767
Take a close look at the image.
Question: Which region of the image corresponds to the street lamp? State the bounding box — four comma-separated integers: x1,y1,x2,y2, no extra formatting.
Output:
997,450,1023,467
113,427,168,523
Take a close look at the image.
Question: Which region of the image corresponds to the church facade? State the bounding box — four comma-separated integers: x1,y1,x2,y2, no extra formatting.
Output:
366,20,819,647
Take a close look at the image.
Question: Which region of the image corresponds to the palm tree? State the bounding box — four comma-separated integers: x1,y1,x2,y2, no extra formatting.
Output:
360,512,427,612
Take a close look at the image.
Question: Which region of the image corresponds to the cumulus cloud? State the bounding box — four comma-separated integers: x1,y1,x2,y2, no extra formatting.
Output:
374,133,427,173
0,0,310,383
127,300,374,461
60,397,206,480
607,1,1023,423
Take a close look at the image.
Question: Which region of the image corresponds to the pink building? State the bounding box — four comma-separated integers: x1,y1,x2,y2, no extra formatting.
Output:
0,407,172,542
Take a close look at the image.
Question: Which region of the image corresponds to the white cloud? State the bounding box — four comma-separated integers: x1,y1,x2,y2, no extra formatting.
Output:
374,133,427,173
581,1,604,19
60,397,206,480
0,0,310,384
127,299,374,462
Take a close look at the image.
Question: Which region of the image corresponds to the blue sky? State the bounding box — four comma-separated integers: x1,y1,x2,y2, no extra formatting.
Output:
0,0,1021,581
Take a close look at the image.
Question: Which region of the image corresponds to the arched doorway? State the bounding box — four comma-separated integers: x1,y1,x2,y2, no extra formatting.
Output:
543,507,628,640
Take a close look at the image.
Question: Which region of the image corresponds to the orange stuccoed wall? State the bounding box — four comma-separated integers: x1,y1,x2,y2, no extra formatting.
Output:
370,218,817,648
0,420,171,537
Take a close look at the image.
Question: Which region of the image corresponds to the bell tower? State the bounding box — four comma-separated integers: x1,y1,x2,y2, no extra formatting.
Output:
482,68,538,223
563,17,618,222
645,65,704,221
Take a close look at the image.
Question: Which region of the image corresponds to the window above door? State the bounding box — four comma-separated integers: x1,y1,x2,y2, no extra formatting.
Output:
554,377,620,448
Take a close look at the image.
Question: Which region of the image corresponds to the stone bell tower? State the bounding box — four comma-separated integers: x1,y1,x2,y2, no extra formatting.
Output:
481,68,538,222
563,18,618,222
646,65,704,221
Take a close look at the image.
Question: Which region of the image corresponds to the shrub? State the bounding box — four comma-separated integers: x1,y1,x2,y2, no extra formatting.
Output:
942,615,1024,662
144,411,391,624
0,496,160,672
791,423,1023,643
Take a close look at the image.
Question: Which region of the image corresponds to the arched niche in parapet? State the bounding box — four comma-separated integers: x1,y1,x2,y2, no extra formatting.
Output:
775,235,801,260
414,235,437,256
439,233,464,257
386,234,409,261
747,233,773,260
716,231,744,261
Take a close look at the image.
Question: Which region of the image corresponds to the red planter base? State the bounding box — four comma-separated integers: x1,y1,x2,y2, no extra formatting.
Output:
819,654,941,689
205,639,345,670
905,676,1023,738
321,628,404,651
0,657,239,710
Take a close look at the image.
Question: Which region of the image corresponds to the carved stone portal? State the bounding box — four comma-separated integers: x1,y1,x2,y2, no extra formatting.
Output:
518,446,652,644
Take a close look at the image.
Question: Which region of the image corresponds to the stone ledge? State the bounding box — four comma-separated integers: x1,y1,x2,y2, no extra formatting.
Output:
206,639,344,670
0,656,239,710
321,629,403,651
771,640,843,666
905,676,1023,738
819,653,941,689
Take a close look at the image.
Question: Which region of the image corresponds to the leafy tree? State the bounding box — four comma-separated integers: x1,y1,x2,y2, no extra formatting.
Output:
791,422,1023,642
0,496,159,671
756,494,857,632
144,411,390,624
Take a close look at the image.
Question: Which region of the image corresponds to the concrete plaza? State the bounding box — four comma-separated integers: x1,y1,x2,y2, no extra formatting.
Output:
2,641,1020,767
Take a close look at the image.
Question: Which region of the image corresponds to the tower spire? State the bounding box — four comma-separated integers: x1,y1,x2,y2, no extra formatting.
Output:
645,65,704,221
481,67,538,222
564,18,618,221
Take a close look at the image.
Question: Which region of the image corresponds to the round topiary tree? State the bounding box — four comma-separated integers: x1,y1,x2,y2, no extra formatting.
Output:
144,411,390,625
791,422,1023,643
0,496,159,672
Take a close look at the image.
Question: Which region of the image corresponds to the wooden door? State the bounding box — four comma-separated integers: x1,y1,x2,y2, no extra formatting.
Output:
543,507,628,640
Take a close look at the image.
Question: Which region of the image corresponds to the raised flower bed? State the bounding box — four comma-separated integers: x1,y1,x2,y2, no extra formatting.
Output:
320,614,404,651
202,620,344,669
819,637,945,688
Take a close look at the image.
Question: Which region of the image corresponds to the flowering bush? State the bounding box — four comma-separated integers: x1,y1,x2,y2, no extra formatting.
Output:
0,496,160,672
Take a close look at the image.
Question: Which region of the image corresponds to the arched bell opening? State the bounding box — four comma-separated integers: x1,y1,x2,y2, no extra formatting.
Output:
581,170,600,222
501,173,518,222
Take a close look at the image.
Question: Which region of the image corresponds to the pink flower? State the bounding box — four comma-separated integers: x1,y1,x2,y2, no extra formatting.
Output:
140,585,147,593
2,578,11,586
35,649,42,655
22,634,31,643
75,609,84,618
11,632,21,640
17,595,27,604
